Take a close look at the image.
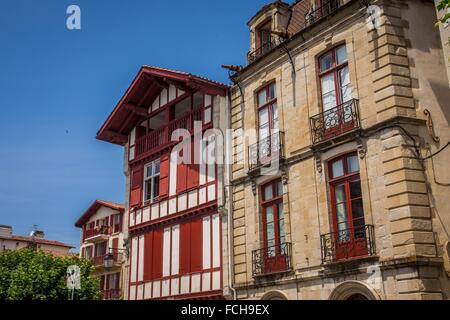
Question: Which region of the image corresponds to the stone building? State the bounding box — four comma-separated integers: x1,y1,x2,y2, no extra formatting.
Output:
226,0,450,300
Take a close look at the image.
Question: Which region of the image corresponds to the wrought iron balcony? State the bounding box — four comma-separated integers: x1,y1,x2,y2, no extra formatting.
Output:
320,224,376,264
248,131,285,173
305,0,341,27
310,99,360,145
247,37,285,64
252,242,292,277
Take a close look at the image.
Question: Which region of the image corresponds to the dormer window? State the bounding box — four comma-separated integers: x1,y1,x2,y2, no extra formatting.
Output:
256,19,272,56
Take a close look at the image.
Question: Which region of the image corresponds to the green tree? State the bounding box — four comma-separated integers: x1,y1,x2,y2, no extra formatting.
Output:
437,0,450,25
0,248,102,300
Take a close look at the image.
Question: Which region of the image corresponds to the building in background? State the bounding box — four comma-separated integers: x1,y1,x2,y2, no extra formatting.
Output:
0,225,73,256
75,200,125,300
226,0,450,300
96,66,230,300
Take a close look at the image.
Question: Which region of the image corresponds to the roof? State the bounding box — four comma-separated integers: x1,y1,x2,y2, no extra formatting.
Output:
96,65,229,145
247,1,290,27
74,199,125,228
0,235,74,248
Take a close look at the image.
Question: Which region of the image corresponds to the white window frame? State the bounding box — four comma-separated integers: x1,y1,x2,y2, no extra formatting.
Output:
143,159,160,203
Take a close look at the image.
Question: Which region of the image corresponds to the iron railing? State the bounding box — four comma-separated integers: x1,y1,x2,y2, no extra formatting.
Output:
305,0,341,27
252,242,292,277
320,224,376,264
247,36,285,64
248,131,285,172
310,99,360,145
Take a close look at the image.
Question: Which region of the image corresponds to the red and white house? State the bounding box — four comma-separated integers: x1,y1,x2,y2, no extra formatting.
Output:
75,200,125,300
96,66,229,300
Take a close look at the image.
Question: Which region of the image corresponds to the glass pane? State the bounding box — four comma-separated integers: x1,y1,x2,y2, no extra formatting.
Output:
336,203,347,225
349,180,362,199
334,184,346,203
258,89,267,106
320,52,333,72
339,67,352,103
269,83,276,100
347,155,359,173
271,103,279,130
146,165,152,178
144,180,152,201
276,181,283,197
332,159,344,178
153,176,160,199
154,160,160,174
266,206,274,223
351,199,364,219
259,107,269,126
321,74,337,111
264,185,273,200
174,97,190,118
193,91,203,109
336,45,347,65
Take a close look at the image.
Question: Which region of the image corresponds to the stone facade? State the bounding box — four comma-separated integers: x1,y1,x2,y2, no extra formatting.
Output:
227,0,450,300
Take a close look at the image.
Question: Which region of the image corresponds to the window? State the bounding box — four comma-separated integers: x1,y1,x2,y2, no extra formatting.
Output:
84,246,93,259
113,214,121,233
95,241,107,257
261,179,285,255
144,160,160,203
319,44,351,113
328,153,367,259
257,83,279,158
256,20,272,55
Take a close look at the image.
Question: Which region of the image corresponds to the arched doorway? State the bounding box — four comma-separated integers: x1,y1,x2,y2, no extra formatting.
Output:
329,281,380,300
261,290,288,300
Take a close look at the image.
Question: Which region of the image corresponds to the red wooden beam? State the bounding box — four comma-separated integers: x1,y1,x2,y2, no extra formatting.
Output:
124,103,148,117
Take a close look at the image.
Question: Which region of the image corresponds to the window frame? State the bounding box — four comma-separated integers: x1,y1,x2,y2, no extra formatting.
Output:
327,152,364,237
143,159,161,203
256,82,278,139
260,179,285,253
318,44,350,112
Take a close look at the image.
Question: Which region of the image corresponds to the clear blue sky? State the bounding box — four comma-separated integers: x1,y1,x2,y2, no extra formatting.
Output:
0,0,273,250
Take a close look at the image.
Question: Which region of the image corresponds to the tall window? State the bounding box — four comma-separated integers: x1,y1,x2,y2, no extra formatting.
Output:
257,83,279,158
144,160,160,202
256,20,272,55
319,45,352,129
261,179,285,255
328,153,365,244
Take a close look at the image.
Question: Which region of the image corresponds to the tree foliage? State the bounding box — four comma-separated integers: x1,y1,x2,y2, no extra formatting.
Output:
438,0,450,23
0,248,101,300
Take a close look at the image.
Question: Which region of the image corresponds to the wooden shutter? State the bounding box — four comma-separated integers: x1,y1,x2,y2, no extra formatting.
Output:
176,163,188,193
190,218,203,272
143,231,153,281
159,154,170,198
112,237,119,260
179,222,191,274
152,229,164,279
130,165,144,207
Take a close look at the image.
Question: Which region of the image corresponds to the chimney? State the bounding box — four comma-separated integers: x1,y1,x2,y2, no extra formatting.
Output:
30,230,45,239
0,225,13,238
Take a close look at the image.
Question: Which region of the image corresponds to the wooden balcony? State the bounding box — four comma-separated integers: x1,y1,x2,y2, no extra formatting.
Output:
133,107,208,161
84,225,111,243
320,224,376,264
252,242,292,277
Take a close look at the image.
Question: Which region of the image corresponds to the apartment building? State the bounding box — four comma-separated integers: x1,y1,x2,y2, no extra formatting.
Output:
226,0,450,300
75,200,125,300
96,66,230,300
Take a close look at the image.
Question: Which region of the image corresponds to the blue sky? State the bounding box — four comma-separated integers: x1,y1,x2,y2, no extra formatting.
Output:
0,0,272,250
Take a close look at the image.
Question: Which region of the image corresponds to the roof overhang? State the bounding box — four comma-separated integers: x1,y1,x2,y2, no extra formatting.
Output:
74,200,124,228
96,66,229,146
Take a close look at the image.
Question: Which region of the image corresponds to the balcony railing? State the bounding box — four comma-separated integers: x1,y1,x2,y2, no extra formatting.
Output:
248,131,285,172
305,0,341,27
320,224,376,264
91,250,122,267
310,99,360,145
247,36,285,64
252,242,292,277
84,225,111,241
103,288,121,300
134,107,206,160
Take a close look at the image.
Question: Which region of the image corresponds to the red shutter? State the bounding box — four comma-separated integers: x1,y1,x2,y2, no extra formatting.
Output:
112,237,119,260
152,229,163,279
130,165,144,207
190,218,202,272
179,222,191,274
159,154,170,198
143,231,153,281
176,163,187,193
